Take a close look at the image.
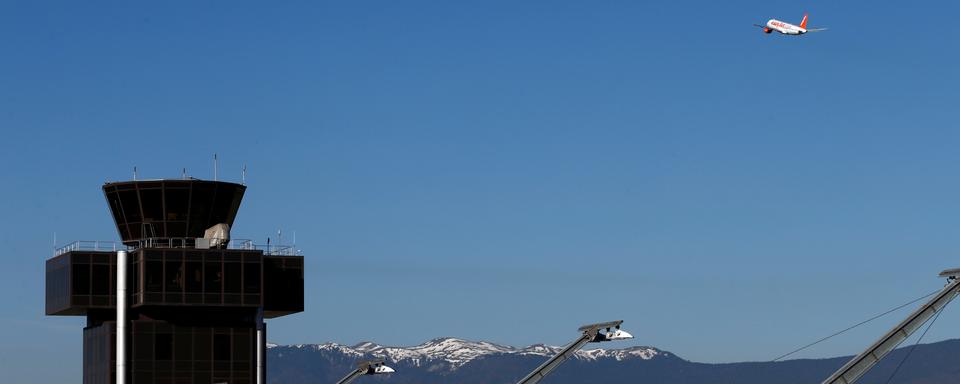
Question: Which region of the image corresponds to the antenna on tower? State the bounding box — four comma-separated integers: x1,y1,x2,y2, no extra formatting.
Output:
133,166,138,181
242,164,247,185
214,153,218,181
182,168,187,180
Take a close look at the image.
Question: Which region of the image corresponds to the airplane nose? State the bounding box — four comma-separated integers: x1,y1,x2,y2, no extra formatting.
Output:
376,366,396,374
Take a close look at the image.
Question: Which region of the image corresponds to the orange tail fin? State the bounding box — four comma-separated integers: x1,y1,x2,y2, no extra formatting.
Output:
799,13,809,29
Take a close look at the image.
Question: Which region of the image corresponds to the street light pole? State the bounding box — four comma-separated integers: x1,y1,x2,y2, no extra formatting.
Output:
335,360,396,384
822,269,960,384
517,320,633,384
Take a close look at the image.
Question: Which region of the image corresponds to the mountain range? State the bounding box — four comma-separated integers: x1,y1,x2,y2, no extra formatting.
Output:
266,337,960,383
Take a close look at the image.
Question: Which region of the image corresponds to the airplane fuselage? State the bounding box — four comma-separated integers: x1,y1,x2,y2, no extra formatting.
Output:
765,19,807,35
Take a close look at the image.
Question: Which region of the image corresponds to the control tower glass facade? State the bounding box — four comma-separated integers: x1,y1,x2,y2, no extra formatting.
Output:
46,180,304,384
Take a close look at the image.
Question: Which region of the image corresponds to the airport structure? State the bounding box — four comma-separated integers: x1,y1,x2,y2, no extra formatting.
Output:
822,268,960,384
335,360,396,384
45,179,304,384
517,320,633,384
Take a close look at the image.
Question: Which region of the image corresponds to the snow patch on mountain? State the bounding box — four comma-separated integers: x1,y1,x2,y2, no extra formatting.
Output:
272,337,662,369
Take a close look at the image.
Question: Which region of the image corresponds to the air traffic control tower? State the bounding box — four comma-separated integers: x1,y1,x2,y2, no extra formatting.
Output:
45,179,304,384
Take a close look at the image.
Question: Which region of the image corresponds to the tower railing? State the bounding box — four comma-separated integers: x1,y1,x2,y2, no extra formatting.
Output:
53,240,127,256
54,238,300,257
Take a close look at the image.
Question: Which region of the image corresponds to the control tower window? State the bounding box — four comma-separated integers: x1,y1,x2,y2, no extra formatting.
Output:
146,260,163,293
72,262,90,296
165,253,184,303
213,334,230,361
185,261,202,293
91,264,109,296
155,333,173,360
224,262,241,294
141,188,164,229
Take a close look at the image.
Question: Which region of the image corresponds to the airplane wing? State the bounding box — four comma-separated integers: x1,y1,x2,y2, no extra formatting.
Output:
752,24,767,28
806,27,828,32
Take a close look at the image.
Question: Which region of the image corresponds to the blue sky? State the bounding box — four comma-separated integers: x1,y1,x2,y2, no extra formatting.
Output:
2,0,960,381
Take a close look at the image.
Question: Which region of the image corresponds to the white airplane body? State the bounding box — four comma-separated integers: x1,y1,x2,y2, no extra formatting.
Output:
754,14,827,35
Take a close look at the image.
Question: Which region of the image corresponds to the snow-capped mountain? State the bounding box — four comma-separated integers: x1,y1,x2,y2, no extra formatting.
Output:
267,338,960,384
274,337,664,369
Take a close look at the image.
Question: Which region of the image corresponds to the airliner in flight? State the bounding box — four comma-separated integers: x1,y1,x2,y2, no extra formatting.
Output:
754,14,827,35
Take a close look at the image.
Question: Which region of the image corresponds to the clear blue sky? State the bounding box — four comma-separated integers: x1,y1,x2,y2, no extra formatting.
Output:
2,1,960,381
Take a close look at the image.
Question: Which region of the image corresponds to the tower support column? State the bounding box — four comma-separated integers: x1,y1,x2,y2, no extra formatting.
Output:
257,309,265,384
116,250,127,384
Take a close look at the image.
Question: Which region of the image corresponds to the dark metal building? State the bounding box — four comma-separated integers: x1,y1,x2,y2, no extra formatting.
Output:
46,179,304,384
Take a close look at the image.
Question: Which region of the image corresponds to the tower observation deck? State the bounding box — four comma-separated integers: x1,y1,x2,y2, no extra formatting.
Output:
45,179,304,384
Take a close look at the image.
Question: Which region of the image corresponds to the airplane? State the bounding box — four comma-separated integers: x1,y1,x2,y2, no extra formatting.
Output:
754,13,827,35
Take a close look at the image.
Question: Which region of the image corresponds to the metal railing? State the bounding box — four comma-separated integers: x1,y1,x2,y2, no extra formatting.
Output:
54,237,300,257
54,240,129,256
